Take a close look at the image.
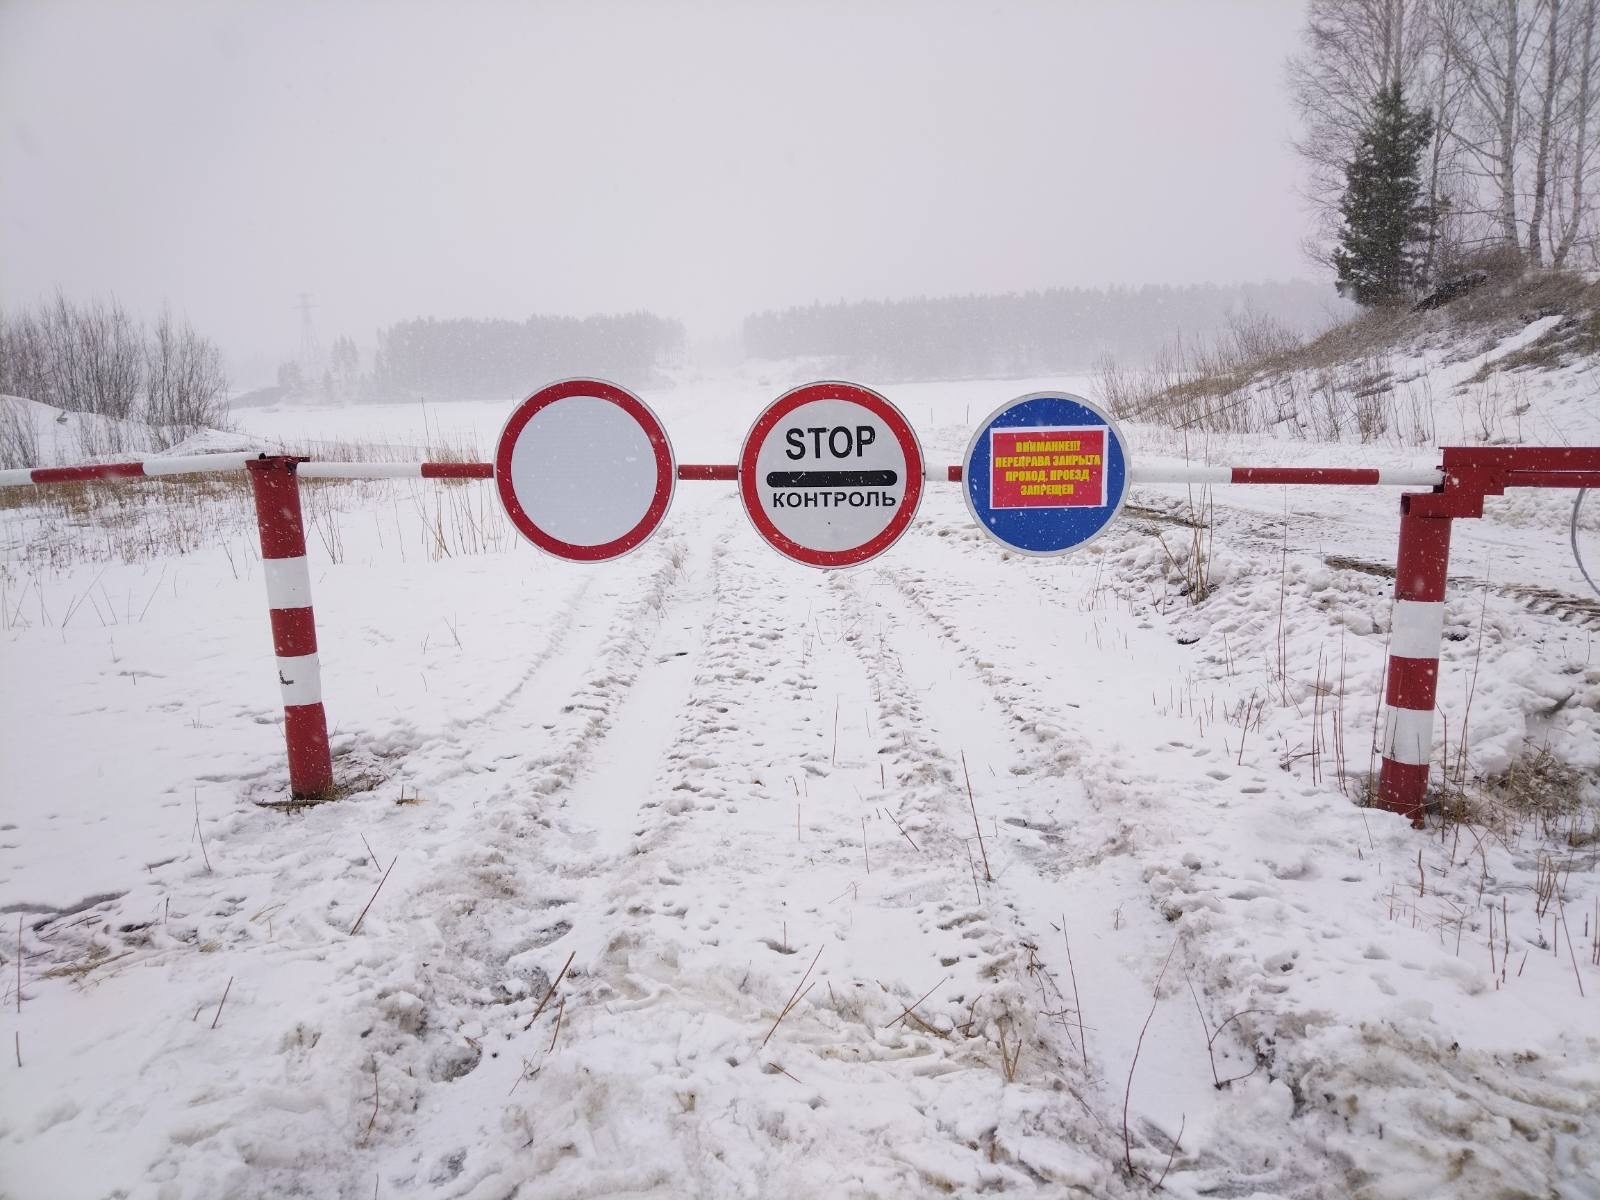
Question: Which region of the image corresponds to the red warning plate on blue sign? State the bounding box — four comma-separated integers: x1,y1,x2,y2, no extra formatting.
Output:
987,425,1108,509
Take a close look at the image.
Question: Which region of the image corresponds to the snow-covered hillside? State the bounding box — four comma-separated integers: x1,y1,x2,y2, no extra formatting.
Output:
0,394,261,469
1,334,1597,1197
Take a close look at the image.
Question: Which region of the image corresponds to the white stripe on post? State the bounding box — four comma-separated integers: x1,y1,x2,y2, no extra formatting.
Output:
275,653,323,707
1390,599,1446,659
0,468,34,487
263,556,314,610
1381,706,1434,766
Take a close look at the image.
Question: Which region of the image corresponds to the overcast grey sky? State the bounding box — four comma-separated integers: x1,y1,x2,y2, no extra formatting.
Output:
1,0,1311,377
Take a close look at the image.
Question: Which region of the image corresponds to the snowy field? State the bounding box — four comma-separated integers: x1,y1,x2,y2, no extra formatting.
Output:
3,339,1599,1198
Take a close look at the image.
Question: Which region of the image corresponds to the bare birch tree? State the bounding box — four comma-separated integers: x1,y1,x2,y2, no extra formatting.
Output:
1524,0,1569,262
1550,0,1600,263
1438,0,1541,249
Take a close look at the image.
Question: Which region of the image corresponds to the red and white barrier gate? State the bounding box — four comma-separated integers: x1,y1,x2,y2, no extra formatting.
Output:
3,445,1594,824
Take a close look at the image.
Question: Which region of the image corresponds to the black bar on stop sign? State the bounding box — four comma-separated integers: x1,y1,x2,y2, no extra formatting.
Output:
765,470,899,488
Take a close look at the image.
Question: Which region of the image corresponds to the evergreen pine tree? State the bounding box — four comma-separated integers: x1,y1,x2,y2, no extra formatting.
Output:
1333,84,1435,307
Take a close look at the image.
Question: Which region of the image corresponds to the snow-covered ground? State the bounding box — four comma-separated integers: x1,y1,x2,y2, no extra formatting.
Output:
2,334,1598,1198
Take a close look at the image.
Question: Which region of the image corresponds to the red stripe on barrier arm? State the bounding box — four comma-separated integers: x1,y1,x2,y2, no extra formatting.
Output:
31,462,147,484
245,457,333,801
678,464,738,481
948,466,963,482
1230,467,1382,486
420,462,493,479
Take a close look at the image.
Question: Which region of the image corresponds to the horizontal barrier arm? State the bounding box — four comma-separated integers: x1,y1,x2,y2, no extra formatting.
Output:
0,456,1541,493
0,452,256,486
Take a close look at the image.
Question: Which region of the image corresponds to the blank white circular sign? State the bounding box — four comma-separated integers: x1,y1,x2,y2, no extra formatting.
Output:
494,379,675,561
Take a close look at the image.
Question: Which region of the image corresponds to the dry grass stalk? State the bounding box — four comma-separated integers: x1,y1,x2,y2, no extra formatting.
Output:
1183,970,1262,1089
1275,513,1290,707
961,751,992,882
881,806,920,852
997,1015,1023,1082
888,975,951,1031
546,995,567,1053
1559,904,1586,998
210,976,234,1029
361,1059,379,1144
193,792,212,873
1123,941,1179,1180
861,815,870,875
761,946,822,1049
1059,915,1088,1073
349,856,398,936
523,950,575,1031
1534,853,1572,920
44,948,132,983
1154,1115,1187,1189
831,696,840,767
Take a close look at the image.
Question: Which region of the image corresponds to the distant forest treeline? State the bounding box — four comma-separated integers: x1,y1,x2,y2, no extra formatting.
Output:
366,312,686,400
741,283,1348,381
298,283,1346,404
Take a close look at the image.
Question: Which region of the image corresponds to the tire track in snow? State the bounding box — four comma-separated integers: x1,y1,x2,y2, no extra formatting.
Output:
841,564,1249,1187
856,549,1356,1193
822,566,1143,1188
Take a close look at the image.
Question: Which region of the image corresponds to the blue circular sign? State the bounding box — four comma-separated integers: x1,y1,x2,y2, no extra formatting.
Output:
962,391,1131,556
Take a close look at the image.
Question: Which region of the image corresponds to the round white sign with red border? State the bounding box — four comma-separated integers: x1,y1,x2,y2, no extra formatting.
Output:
739,381,923,568
495,378,675,561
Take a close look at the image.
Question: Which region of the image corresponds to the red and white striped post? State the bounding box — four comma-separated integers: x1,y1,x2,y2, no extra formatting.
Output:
246,456,334,800
1377,499,1453,825
1371,447,1600,824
